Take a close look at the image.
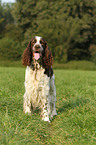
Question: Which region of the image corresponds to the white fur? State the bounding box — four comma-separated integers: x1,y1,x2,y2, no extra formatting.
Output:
33,36,43,52
23,65,57,122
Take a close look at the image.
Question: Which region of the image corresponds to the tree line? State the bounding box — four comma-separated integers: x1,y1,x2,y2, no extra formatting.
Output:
0,0,96,63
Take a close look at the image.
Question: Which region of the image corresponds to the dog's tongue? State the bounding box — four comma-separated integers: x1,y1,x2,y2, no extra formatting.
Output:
34,53,40,60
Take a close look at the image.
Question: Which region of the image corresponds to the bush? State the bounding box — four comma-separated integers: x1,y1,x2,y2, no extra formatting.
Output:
0,37,22,60
89,44,96,63
53,61,96,70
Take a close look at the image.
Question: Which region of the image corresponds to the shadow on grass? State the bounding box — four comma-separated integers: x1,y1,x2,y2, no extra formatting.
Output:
57,97,89,113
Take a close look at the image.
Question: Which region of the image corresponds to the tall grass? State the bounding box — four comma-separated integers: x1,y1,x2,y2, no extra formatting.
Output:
0,60,96,70
53,61,96,70
0,67,96,144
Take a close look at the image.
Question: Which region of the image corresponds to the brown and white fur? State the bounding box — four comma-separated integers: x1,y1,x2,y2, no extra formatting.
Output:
22,36,57,122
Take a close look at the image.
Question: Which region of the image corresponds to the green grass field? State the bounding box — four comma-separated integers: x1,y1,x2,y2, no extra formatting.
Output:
0,67,96,145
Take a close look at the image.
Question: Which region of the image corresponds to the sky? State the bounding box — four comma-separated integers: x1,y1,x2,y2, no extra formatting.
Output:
2,0,16,3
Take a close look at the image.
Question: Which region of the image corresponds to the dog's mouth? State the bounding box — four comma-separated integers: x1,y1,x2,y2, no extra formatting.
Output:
34,51,41,60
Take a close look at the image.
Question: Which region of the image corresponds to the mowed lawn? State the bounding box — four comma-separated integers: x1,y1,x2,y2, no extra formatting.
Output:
0,67,96,145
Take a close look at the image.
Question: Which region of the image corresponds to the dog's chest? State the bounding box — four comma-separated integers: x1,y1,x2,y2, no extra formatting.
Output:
25,66,50,93
25,66,50,107
25,66,48,82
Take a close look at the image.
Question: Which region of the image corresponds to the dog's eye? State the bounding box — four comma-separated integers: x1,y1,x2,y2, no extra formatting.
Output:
32,39,37,44
40,40,43,45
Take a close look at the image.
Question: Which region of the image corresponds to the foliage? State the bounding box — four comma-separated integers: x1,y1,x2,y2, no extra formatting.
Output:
53,60,96,70
12,0,96,62
0,67,96,144
0,60,22,67
0,0,96,62
0,37,22,60
0,1,14,38
89,44,96,63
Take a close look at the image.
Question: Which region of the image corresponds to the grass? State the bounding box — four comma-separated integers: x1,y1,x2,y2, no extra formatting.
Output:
0,67,96,144
0,60,96,71
53,60,96,70
0,60,22,67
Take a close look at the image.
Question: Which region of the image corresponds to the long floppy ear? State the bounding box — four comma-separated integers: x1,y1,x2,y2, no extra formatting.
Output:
22,41,32,66
43,41,53,69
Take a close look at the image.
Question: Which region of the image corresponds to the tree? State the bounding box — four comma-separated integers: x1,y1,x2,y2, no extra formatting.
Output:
0,37,22,60
0,1,14,38
0,0,5,38
12,0,96,62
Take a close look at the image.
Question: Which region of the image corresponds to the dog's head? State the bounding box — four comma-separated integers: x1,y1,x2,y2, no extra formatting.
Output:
22,36,53,68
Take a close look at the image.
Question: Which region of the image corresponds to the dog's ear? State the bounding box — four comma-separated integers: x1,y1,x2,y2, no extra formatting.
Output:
42,40,53,69
22,41,32,66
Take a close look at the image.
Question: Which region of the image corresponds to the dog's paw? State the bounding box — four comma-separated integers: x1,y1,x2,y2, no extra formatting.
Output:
52,110,57,116
42,116,50,123
24,107,31,115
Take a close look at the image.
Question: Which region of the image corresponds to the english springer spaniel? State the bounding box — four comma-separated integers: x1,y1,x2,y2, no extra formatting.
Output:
22,36,57,122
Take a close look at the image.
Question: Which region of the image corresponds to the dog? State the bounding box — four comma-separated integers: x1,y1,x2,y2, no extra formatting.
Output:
22,36,57,122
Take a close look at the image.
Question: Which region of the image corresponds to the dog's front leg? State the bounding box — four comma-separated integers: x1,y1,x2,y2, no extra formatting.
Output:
41,100,50,123
23,93,32,114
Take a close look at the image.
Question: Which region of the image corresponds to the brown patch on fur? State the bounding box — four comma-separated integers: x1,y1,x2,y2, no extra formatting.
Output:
22,38,35,66
41,39,53,78
44,68,53,78
42,40,53,69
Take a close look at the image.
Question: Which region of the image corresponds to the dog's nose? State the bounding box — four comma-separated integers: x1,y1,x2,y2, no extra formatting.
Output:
35,45,40,49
